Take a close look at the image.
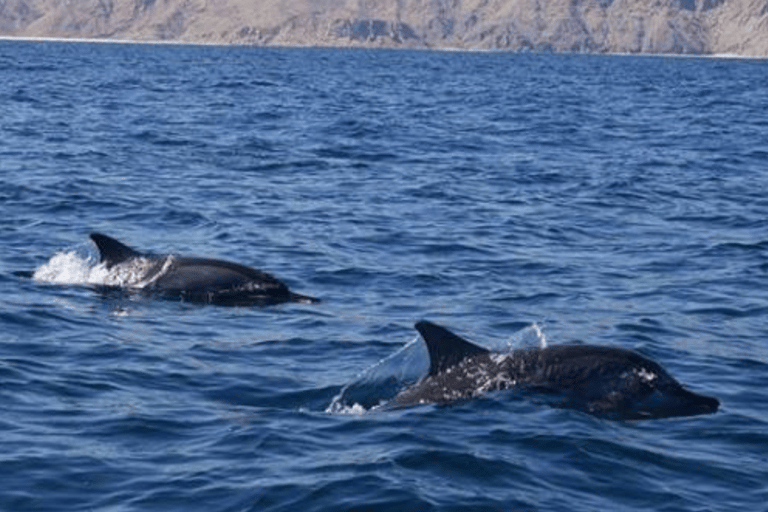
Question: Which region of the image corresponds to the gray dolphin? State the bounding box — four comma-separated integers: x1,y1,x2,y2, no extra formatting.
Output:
90,233,318,306
391,321,719,420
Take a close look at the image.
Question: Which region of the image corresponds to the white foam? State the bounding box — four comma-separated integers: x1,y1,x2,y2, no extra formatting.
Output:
32,251,94,284
325,402,370,415
32,250,164,288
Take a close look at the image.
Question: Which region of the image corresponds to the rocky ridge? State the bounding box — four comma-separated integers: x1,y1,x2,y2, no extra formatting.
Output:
1,0,767,56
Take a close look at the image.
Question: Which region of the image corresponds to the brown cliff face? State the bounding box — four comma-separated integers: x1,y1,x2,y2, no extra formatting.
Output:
1,0,767,57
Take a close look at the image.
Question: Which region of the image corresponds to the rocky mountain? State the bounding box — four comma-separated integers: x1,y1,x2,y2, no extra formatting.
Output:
1,0,767,56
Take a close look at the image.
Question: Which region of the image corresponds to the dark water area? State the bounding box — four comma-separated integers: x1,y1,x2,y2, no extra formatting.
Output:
1,40,767,511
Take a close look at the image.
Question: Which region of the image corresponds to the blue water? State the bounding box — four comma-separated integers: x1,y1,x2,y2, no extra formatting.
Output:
2,40,768,511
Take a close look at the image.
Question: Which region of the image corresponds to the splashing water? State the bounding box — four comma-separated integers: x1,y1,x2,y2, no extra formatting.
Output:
520,323,547,349
326,336,429,414
326,323,548,414
91,255,170,288
32,249,166,289
32,250,96,284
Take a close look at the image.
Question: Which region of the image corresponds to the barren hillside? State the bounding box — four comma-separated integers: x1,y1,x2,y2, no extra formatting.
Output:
1,0,767,56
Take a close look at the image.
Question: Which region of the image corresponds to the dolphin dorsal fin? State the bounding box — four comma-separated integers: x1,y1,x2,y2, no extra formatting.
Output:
415,321,490,376
90,233,143,268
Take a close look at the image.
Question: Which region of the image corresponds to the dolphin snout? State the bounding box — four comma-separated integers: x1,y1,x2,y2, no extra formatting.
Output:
667,386,719,416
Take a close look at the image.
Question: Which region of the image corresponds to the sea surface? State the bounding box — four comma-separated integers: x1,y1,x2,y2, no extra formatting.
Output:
2,40,767,511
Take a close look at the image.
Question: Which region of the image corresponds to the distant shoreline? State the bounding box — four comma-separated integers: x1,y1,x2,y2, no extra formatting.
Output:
1,35,765,61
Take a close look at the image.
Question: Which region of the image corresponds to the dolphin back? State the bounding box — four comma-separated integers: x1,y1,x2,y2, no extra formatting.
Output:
90,233,144,268
404,321,719,420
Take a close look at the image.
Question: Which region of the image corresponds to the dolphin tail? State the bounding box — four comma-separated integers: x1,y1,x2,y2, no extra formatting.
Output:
415,321,490,376
90,233,143,268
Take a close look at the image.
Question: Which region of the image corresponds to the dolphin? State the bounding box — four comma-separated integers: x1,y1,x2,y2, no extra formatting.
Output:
89,233,318,306
391,321,719,420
